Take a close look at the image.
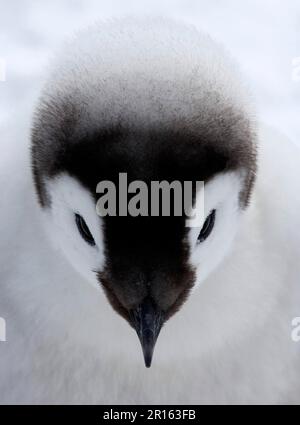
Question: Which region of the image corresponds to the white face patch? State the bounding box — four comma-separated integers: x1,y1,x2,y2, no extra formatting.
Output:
188,171,244,288
43,174,104,289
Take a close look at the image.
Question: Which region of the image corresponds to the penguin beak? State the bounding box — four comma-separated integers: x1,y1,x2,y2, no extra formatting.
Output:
130,297,164,368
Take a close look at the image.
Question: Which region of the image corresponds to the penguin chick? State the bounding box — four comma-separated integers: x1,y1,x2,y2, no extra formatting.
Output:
31,17,257,367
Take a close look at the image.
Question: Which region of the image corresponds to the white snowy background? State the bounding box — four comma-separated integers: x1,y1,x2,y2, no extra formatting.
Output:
1,0,300,143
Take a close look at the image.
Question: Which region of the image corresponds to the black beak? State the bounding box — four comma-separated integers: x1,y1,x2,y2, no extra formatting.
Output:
130,297,164,368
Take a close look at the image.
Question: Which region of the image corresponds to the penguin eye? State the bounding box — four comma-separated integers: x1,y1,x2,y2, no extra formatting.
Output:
197,209,216,243
75,214,95,246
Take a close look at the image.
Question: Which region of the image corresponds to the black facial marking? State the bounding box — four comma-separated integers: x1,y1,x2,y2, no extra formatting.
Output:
31,92,256,325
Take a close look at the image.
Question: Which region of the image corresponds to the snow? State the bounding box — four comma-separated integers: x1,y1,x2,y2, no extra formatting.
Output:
1,0,299,142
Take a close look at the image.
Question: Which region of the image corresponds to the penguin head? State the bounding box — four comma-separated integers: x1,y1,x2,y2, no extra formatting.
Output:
31,18,257,367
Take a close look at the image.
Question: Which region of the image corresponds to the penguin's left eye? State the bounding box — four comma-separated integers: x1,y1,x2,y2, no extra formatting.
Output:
75,214,95,246
197,209,216,243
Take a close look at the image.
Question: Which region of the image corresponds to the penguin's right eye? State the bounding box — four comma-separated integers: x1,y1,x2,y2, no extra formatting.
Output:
75,214,95,246
197,209,216,243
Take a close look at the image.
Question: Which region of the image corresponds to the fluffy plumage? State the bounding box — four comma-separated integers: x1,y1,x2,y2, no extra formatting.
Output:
31,18,257,334
1,18,300,403
31,17,256,207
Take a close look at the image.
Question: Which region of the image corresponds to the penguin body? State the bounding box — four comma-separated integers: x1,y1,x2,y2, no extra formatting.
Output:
0,18,300,403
